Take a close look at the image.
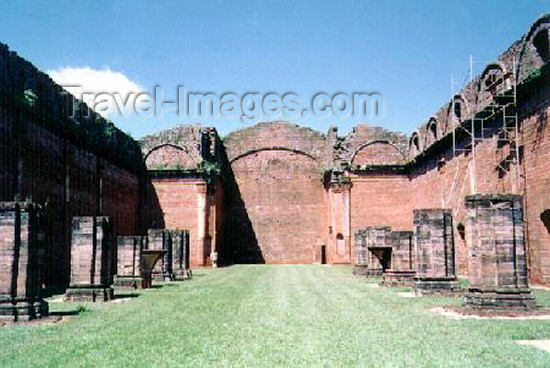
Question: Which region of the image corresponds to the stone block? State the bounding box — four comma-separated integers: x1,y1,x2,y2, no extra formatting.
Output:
66,217,114,302
354,226,392,276
464,194,536,308
171,230,191,280
412,209,458,294
0,202,48,320
147,229,175,281
381,231,416,287
114,236,145,289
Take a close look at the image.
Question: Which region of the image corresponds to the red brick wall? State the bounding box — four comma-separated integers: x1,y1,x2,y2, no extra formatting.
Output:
520,100,550,284
406,84,550,284
148,177,210,268
227,149,326,264
0,111,140,290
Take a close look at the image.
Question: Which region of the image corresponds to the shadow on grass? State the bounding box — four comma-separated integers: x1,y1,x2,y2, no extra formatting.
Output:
113,293,140,300
49,304,90,317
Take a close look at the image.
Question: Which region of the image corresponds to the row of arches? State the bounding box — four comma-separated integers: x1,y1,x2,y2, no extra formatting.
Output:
408,15,550,157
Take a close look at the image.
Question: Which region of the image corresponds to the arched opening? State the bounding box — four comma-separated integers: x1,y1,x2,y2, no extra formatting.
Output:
429,122,437,139
427,119,438,145
410,133,420,156
453,99,462,120
534,29,550,63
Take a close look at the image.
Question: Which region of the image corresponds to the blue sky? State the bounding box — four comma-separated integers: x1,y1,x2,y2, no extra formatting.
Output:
1,0,549,138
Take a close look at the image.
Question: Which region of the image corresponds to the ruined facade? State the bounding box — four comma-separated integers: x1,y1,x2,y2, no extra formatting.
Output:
1,15,550,299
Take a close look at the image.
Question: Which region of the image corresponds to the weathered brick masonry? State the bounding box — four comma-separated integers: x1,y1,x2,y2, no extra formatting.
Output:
0,202,48,320
114,236,145,289
2,16,550,290
66,216,115,301
0,44,144,292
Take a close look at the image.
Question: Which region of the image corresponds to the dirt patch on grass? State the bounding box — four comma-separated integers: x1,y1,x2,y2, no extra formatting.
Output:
516,340,550,352
397,291,418,298
0,315,70,327
432,306,550,320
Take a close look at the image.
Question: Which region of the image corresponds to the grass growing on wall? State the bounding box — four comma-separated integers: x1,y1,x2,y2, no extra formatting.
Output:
1,265,550,367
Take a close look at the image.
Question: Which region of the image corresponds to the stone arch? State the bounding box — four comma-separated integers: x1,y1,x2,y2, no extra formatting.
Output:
144,143,197,170
518,15,550,80
229,147,317,164
478,62,510,103
350,140,407,166
426,118,438,146
452,94,469,121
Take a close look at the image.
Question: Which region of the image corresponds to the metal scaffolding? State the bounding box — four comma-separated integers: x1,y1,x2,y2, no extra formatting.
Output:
451,55,521,195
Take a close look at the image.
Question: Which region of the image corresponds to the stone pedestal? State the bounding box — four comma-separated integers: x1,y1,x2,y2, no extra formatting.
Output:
464,194,536,309
382,269,417,287
171,230,191,280
412,209,458,295
353,231,368,275
0,202,48,320
140,250,167,288
147,229,175,281
66,217,114,302
354,226,392,276
114,236,144,289
381,231,416,287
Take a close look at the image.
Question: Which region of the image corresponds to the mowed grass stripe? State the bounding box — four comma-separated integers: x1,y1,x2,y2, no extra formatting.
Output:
0,265,550,367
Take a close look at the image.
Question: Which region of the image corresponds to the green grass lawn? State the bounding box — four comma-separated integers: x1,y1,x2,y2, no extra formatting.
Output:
2,265,550,367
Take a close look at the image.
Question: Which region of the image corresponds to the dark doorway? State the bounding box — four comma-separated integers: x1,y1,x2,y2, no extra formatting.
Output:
321,245,327,264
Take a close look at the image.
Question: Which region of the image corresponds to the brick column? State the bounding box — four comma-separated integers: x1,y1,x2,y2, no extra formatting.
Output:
147,229,174,281
328,177,352,264
66,217,114,301
382,231,416,287
464,194,536,308
412,209,458,295
0,202,48,321
196,182,208,267
114,236,145,289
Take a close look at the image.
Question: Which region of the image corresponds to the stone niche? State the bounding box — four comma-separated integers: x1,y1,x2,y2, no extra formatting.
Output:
412,209,458,295
381,231,416,287
114,236,145,289
66,217,114,301
353,226,392,276
464,194,536,308
0,202,48,321
147,229,174,281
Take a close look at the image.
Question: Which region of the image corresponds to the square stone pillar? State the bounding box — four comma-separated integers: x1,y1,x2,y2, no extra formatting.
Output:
0,202,48,320
114,236,144,289
147,229,175,281
381,231,416,287
66,217,114,301
171,230,191,280
412,209,458,294
352,230,368,275
464,194,535,308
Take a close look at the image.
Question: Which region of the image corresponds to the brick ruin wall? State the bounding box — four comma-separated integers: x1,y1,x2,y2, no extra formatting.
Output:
0,44,143,291
404,17,550,283
222,123,331,264
3,16,550,286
